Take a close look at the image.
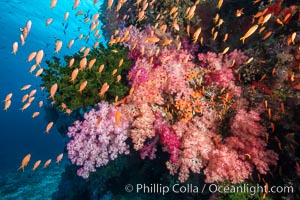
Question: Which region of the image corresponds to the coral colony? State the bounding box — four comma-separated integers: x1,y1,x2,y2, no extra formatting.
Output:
66,25,279,183
10,0,300,199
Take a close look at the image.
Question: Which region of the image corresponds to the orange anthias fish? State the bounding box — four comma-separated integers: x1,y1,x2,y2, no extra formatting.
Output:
12,42,18,55
88,58,96,69
98,64,105,73
20,102,31,112
35,50,44,66
236,8,244,17
108,0,114,9
3,100,11,111
18,154,31,172
99,82,109,96
55,40,63,53
45,121,54,134
70,68,79,83
32,111,40,118
50,0,57,8
115,110,121,126
27,52,37,62
49,83,58,99
56,153,63,164
78,80,87,93
240,24,258,44
21,84,31,91
80,57,87,70
73,0,80,9
32,160,41,170
4,93,13,102
43,159,51,168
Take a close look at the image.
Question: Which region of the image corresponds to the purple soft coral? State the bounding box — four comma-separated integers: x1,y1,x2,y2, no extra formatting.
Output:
67,101,130,179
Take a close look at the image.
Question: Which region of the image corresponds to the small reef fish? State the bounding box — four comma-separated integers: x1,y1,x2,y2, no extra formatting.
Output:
35,49,44,66
145,36,160,43
64,11,69,20
115,110,121,126
45,122,54,134
56,153,63,164
223,33,228,42
217,0,223,9
213,31,218,40
4,93,13,102
55,40,63,53
73,0,80,9
3,100,11,111
69,58,75,67
276,18,284,26
221,47,230,54
21,84,31,91
43,159,51,168
112,68,117,76
240,25,258,44
26,20,32,33
27,52,37,62
70,68,79,83
35,68,43,77
68,39,74,49
32,160,41,170
236,8,244,17
20,102,31,112
83,48,90,57
118,59,124,67
99,82,109,96
38,100,43,107
291,32,296,44
17,154,31,172
28,97,35,104
32,112,40,118
50,0,57,8
29,64,37,73
245,57,254,64
116,75,121,82
20,34,25,46
49,83,58,99
262,31,272,40
46,18,53,26
216,19,224,28
193,27,201,43
78,80,87,93
261,13,272,26
22,94,29,103
12,42,18,54
98,64,104,73
129,86,134,96
88,58,96,69
80,57,87,70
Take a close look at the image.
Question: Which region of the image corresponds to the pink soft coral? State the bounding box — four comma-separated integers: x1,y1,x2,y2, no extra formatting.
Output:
167,107,218,182
204,145,252,183
67,101,130,179
198,49,248,97
225,109,278,174
154,112,181,163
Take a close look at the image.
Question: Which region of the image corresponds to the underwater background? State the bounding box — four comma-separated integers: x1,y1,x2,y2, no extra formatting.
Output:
0,0,299,199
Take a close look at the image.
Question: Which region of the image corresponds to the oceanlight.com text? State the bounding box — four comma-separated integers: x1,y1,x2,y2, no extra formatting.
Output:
209,183,294,196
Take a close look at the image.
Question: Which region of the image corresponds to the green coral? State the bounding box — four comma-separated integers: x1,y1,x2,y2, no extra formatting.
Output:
41,43,132,111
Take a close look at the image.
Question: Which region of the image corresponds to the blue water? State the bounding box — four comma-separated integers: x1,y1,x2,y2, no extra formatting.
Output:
0,0,105,177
